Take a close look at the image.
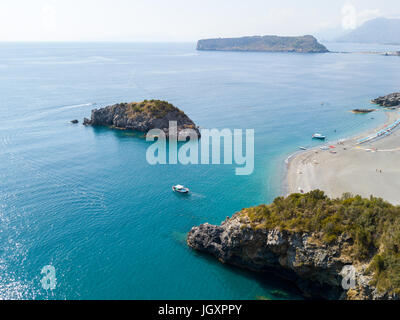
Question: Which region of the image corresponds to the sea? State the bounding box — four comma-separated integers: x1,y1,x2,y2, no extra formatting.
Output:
1,41,400,300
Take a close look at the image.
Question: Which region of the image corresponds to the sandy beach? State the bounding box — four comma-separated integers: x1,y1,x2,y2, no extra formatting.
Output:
287,111,400,205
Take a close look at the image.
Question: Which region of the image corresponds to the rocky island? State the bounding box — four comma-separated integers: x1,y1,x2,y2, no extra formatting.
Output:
352,109,375,114
188,191,400,300
83,100,200,137
372,92,400,108
197,35,329,53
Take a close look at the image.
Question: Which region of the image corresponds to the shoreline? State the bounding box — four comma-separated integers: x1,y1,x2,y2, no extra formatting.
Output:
285,110,400,204
281,114,388,195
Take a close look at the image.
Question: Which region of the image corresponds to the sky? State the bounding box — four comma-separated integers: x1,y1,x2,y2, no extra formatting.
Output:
0,0,399,42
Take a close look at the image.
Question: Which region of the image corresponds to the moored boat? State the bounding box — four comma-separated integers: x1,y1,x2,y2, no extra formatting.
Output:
312,133,326,140
172,185,190,194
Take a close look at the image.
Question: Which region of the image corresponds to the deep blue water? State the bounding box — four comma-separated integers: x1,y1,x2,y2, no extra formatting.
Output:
0,42,399,300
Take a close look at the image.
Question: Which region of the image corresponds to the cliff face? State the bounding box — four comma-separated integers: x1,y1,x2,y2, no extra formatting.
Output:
372,93,400,107
83,100,200,137
197,35,329,53
187,214,397,300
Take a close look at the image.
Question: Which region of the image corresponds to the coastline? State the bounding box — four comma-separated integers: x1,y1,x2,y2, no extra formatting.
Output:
285,110,400,204
280,116,387,196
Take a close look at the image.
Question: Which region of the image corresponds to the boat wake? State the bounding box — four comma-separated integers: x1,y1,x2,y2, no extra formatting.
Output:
171,231,188,245
20,103,97,122
58,102,96,111
189,193,206,199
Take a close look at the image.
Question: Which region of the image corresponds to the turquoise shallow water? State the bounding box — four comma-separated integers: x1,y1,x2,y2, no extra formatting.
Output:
0,42,399,300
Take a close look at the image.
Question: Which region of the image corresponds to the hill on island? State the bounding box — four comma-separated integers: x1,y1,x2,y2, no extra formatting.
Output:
197,35,329,53
83,100,200,137
336,18,400,45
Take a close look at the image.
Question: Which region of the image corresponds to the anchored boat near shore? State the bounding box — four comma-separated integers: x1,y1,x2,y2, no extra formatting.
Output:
312,133,326,140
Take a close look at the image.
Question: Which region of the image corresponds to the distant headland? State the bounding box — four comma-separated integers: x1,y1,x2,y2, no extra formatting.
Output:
83,100,200,138
336,18,400,45
197,35,329,53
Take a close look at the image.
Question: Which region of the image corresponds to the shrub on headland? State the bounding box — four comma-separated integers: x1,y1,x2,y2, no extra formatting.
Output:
129,100,184,119
242,190,400,294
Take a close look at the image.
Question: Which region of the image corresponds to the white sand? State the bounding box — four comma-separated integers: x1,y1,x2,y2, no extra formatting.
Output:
287,111,400,205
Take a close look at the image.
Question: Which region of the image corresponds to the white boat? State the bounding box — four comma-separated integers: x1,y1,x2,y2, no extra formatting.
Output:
299,146,307,150
312,133,326,140
172,185,190,194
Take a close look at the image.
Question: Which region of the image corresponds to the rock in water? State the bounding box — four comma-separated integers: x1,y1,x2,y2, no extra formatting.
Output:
372,93,400,108
83,100,200,137
197,35,329,53
352,109,375,114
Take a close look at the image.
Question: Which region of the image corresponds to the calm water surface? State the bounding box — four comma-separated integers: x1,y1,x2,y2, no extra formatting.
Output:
0,42,399,299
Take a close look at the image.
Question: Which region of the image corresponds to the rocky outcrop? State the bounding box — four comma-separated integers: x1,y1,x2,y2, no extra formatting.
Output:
372,93,400,107
187,214,397,300
83,100,200,138
352,109,375,114
197,35,329,53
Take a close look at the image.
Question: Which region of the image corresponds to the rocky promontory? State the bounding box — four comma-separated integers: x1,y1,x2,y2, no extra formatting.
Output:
197,35,329,53
372,92,400,108
83,100,200,137
187,191,400,300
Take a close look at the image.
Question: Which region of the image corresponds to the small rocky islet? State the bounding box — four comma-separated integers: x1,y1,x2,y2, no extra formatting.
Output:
350,92,400,113
187,191,400,300
83,100,200,138
352,109,375,114
372,92,400,108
